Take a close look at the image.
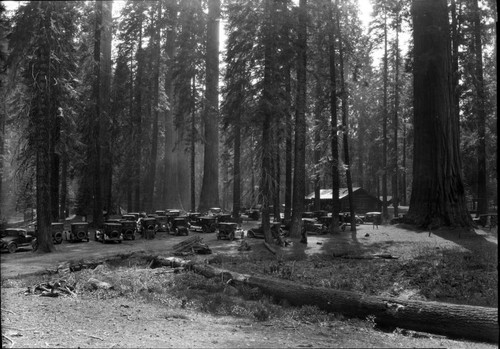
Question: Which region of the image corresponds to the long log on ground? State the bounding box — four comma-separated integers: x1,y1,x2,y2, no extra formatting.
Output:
190,263,498,343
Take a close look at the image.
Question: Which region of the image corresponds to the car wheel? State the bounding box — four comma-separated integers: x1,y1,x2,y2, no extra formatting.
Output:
7,243,17,254
54,233,63,244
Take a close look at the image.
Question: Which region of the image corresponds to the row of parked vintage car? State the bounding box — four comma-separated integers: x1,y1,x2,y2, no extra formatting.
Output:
0,208,244,253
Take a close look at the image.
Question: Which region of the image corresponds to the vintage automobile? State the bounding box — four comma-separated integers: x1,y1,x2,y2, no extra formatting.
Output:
187,212,202,226
198,216,218,233
217,213,233,223
217,222,238,240
127,212,141,221
155,215,169,232
95,222,123,243
170,217,190,236
302,217,328,235
121,214,137,222
50,222,64,244
208,207,222,215
66,222,90,242
247,222,284,239
140,217,157,239
364,212,382,223
339,212,364,225
155,210,166,217
121,220,136,240
245,207,260,220
1,228,38,253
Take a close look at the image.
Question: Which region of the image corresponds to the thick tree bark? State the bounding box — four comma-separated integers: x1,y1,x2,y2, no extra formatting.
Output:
382,6,389,221
163,0,178,208
290,0,307,239
188,263,498,344
191,77,197,212
392,11,400,219
34,2,56,252
198,0,220,213
471,0,488,216
145,2,161,212
59,155,68,218
100,0,113,218
406,0,472,228
336,0,355,231
133,19,144,212
232,89,241,219
328,1,340,233
284,66,292,222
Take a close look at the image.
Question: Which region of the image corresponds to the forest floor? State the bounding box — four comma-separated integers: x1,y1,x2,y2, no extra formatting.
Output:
1,220,498,348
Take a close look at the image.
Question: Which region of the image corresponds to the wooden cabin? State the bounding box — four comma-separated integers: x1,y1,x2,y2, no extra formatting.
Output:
305,187,381,214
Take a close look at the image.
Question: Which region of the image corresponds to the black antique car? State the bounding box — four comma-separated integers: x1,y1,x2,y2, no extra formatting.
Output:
50,222,64,244
121,214,137,222
247,222,284,239
121,220,136,240
217,213,233,223
66,222,90,242
140,217,157,239
217,222,238,240
170,217,189,236
198,216,217,233
155,210,166,217
245,207,260,220
302,217,328,235
187,212,202,225
95,222,123,243
155,215,169,232
1,228,38,253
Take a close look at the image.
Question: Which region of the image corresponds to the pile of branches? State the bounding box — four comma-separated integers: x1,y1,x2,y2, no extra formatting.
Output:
172,236,212,256
25,279,76,297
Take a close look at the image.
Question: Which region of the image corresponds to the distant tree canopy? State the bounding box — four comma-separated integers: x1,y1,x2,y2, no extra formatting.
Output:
0,0,496,250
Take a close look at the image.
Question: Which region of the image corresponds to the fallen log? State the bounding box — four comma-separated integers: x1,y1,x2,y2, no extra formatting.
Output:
189,263,498,343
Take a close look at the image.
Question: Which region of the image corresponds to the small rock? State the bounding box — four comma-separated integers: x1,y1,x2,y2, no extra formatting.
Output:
365,233,370,237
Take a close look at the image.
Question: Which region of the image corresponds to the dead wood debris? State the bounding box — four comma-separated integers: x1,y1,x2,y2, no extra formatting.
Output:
25,279,77,297
172,236,212,256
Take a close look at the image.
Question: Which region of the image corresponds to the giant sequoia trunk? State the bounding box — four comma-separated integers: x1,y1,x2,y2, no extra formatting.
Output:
198,0,220,213
406,0,472,228
471,0,488,216
290,0,307,239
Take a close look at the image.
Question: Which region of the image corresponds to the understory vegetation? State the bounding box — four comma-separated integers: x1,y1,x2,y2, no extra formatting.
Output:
3,246,497,327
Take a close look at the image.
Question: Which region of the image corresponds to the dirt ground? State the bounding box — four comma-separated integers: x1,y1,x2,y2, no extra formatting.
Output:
1,222,498,348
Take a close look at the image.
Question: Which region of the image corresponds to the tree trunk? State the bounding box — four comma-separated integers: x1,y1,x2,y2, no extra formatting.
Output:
382,6,389,221
100,0,112,218
471,0,488,216
92,0,103,227
284,65,292,222
163,0,178,208
133,19,144,212
328,1,340,233
313,70,322,212
34,2,56,252
336,0,355,231
232,87,241,219
190,263,498,344
191,77,197,212
406,0,472,228
59,155,68,218
145,2,161,213
290,0,307,239
259,0,275,243
392,11,400,219
198,0,220,213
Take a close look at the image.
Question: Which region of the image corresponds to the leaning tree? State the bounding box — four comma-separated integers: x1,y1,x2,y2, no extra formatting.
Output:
405,0,472,228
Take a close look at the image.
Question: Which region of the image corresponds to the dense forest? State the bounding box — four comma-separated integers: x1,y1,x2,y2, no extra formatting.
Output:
0,0,497,251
